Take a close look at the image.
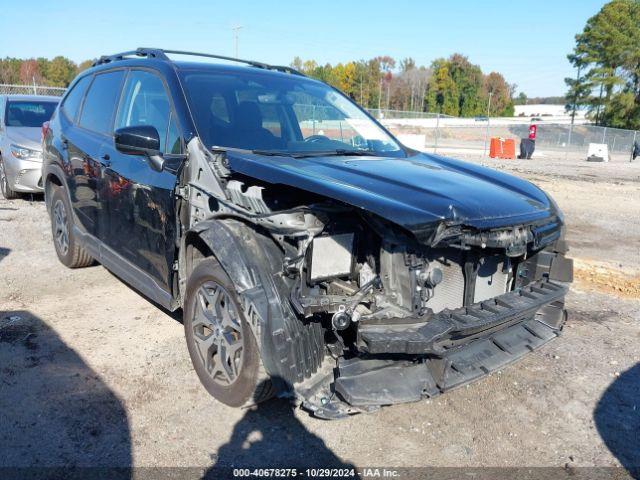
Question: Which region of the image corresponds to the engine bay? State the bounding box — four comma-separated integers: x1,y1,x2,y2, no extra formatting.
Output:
180,142,565,356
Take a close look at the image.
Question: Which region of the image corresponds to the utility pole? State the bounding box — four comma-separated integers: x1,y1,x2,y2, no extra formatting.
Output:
483,91,493,158
231,25,243,58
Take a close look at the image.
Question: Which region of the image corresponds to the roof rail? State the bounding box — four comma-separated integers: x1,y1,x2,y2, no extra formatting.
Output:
92,48,305,76
92,48,169,67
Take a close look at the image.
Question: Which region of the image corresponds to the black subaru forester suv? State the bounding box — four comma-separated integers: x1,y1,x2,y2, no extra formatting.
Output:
43,48,572,418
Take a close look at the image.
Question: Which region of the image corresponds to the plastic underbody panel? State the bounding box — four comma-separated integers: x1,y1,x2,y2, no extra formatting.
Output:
298,279,568,419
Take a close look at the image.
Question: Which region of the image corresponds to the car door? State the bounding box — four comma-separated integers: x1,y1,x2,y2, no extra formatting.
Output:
67,70,125,240
100,69,182,294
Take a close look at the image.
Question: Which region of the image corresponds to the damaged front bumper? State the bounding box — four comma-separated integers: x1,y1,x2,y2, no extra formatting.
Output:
298,279,569,419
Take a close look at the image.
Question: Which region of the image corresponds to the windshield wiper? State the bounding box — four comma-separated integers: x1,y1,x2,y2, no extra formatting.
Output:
251,149,379,159
250,149,292,156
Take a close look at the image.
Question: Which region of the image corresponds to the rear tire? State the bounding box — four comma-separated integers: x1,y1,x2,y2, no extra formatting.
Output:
184,257,275,407
0,157,18,200
49,185,93,268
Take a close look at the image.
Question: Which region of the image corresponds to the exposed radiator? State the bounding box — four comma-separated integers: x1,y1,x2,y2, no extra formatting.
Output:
474,257,510,303
426,255,510,313
425,256,465,313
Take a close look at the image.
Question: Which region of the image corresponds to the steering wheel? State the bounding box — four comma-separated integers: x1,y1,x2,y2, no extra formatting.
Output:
304,135,330,143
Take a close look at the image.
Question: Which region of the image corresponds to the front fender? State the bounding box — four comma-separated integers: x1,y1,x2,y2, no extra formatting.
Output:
181,218,323,389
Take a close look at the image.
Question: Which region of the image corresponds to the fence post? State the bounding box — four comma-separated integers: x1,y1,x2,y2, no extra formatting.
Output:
602,127,607,143
483,117,491,158
312,105,316,135
565,123,573,161
631,130,637,162
483,92,493,158
434,112,440,154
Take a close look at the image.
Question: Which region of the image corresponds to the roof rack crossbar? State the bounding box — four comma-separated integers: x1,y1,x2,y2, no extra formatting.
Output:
92,47,305,76
92,48,169,67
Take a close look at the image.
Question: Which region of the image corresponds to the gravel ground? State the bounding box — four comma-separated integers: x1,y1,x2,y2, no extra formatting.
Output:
0,155,639,475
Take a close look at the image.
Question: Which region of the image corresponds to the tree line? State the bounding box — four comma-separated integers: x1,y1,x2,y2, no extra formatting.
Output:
0,56,93,88
1,52,517,118
566,0,640,129
292,54,515,116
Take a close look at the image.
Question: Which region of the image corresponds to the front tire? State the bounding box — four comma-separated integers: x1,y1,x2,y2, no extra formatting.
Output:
184,257,274,407
49,185,93,268
0,157,18,200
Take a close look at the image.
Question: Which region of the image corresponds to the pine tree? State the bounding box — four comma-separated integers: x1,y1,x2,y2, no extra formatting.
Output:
566,0,640,128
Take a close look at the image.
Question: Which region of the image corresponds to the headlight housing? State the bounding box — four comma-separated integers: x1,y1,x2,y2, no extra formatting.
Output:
546,192,564,223
10,144,42,160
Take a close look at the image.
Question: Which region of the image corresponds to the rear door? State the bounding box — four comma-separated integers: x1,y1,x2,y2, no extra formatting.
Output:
100,68,183,293
67,70,125,239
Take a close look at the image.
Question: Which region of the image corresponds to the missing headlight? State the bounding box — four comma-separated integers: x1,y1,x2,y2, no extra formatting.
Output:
309,233,354,283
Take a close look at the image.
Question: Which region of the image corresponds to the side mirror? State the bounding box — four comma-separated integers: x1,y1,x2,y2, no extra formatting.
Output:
114,125,164,172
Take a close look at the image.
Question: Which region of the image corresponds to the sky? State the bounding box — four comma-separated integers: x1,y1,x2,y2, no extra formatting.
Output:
1,0,608,97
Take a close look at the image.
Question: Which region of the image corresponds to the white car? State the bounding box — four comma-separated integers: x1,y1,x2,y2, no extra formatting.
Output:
0,94,60,198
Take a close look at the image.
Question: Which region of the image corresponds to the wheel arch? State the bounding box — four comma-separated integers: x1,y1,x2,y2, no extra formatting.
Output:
179,217,325,391
43,164,68,212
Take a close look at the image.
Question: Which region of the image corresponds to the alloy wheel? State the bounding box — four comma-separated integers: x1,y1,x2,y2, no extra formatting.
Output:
53,199,70,256
191,281,245,386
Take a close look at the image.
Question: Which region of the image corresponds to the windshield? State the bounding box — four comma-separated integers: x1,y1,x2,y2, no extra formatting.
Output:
6,100,58,128
179,69,404,157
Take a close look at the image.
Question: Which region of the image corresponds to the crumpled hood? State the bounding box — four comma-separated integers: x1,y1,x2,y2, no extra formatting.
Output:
226,151,554,234
6,127,42,151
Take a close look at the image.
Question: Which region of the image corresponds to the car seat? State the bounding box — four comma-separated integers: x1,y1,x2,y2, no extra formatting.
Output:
230,101,282,150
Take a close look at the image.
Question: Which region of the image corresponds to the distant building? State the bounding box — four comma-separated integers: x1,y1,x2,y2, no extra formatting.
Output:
514,104,588,122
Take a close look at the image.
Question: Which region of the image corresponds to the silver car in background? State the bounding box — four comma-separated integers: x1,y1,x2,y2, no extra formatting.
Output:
0,95,60,198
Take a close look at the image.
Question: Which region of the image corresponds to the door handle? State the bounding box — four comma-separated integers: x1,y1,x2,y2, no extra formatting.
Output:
100,154,111,167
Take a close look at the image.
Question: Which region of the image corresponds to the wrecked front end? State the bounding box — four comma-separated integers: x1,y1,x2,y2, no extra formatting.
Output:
179,144,573,419
292,215,572,418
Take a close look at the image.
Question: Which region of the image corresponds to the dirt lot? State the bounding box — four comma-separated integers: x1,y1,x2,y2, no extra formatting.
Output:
1,155,639,475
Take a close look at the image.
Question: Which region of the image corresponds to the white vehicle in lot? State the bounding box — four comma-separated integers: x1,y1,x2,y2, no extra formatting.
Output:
0,95,60,198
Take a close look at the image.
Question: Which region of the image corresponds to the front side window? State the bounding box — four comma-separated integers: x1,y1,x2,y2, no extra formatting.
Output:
79,70,125,135
6,100,58,127
61,75,91,122
166,112,182,154
179,70,403,157
115,70,175,153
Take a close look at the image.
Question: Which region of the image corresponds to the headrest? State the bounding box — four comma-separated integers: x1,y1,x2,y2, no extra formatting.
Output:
235,102,262,130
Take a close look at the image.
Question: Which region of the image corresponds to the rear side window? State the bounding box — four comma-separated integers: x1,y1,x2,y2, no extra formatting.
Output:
79,70,125,135
61,76,91,122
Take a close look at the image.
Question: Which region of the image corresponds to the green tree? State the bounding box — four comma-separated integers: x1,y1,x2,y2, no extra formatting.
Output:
44,56,77,87
515,92,528,105
77,59,95,73
483,72,515,117
448,54,484,116
0,58,21,84
567,0,640,128
426,59,459,116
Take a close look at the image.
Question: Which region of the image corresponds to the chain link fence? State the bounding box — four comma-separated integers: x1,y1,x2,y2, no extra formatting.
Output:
379,117,639,163
0,84,66,96
368,109,453,120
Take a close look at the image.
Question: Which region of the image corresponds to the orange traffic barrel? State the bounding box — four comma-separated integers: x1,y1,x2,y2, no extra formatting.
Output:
489,137,516,159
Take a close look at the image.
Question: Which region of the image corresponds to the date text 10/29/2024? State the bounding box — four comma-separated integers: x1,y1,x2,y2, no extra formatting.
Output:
233,468,401,478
